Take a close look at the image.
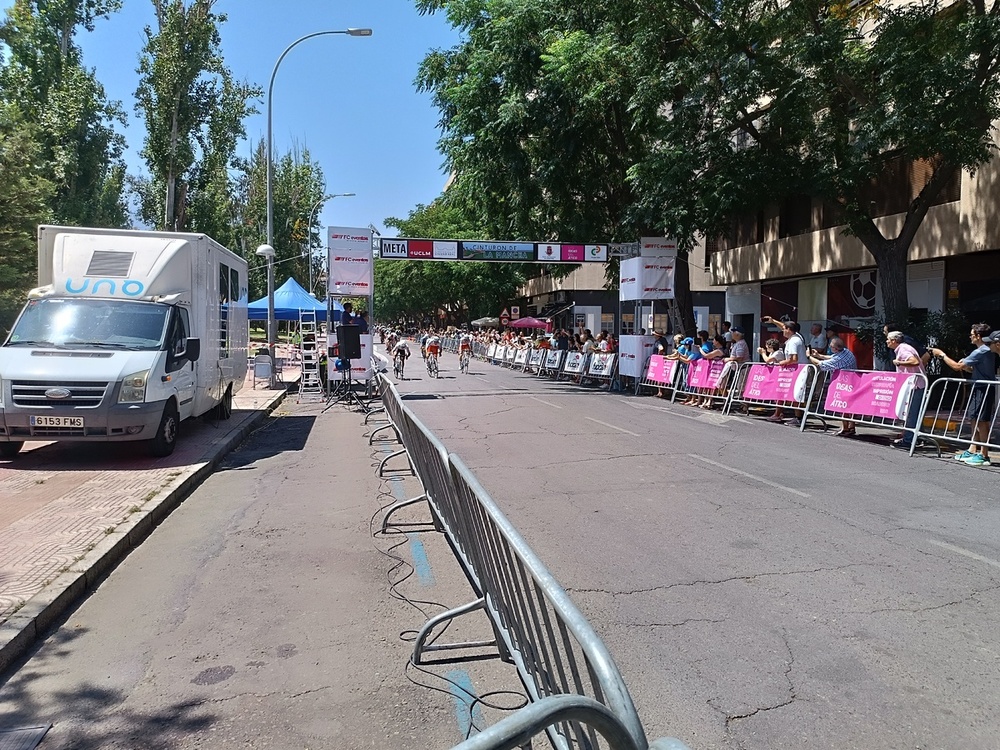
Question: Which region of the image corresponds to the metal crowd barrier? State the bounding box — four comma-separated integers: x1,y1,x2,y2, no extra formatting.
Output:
525,348,545,374
800,369,929,435
450,695,690,750
722,362,822,426
375,375,687,750
909,377,1000,457
374,378,415,478
539,349,567,378
637,357,683,400
585,353,618,387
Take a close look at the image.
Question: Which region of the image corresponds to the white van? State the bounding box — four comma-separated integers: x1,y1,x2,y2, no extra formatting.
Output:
0,226,248,458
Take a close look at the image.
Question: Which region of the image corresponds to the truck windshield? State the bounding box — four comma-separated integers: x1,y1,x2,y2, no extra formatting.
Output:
5,298,170,351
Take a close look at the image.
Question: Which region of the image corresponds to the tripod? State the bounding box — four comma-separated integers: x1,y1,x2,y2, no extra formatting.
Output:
325,359,369,413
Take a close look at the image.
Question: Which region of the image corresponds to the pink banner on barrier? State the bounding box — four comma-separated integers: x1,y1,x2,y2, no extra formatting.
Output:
742,364,808,402
823,370,916,420
645,355,677,385
687,359,726,389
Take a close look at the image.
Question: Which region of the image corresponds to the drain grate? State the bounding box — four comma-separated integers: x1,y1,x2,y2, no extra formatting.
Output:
0,726,51,750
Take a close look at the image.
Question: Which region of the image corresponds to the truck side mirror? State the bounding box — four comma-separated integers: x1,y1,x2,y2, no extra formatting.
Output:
186,338,201,363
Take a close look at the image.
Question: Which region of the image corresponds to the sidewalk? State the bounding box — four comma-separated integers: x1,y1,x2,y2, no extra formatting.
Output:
0,382,289,674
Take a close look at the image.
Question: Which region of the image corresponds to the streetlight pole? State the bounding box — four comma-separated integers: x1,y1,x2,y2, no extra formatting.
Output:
265,27,372,373
306,192,355,296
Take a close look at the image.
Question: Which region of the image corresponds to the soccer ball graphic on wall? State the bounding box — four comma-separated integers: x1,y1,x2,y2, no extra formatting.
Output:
850,271,877,310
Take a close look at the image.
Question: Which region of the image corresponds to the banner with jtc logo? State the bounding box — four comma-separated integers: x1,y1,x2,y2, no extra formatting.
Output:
687,359,726,389
645,355,677,385
328,226,373,297
742,364,811,403
823,370,919,420
618,335,655,378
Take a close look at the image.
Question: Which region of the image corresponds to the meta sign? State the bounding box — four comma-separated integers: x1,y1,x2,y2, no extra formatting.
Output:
378,238,609,263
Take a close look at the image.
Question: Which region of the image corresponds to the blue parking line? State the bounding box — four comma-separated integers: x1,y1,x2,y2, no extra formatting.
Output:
383,449,435,586
447,668,484,739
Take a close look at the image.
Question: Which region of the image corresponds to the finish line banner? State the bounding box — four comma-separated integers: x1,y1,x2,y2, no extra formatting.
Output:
378,237,608,263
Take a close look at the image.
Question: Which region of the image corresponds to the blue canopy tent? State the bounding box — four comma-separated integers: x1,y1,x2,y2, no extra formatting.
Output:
247,277,343,322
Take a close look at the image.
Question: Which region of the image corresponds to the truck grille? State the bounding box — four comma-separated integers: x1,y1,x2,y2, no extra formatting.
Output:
11,380,110,408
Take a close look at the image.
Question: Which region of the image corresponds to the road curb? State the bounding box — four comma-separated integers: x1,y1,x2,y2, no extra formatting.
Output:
0,389,288,675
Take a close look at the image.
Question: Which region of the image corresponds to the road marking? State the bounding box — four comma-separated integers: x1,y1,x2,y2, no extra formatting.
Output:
620,398,750,424
586,417,641,437
688,454,811,498
928,539,1000,571
475,376,490,383
530,396,562,409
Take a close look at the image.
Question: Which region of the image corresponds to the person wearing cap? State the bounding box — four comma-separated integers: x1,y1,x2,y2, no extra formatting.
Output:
929,323,997,467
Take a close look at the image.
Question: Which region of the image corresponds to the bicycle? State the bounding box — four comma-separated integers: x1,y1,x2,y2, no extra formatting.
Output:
426,352,439,378
459,350,471,374
394,353,406,379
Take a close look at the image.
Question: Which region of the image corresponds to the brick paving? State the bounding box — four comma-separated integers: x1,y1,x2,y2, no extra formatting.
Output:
0,375,293,627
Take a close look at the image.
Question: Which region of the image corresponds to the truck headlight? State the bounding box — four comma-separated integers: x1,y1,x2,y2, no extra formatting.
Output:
119,370,149,403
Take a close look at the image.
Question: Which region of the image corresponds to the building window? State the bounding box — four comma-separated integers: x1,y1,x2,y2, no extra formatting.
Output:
779,194,813,238
600,312,615,333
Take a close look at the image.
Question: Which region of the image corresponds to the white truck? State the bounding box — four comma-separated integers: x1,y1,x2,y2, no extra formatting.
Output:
0,225,248,458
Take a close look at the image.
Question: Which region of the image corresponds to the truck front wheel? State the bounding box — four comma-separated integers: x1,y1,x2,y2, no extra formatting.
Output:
0,441,23,459
149,402,179,457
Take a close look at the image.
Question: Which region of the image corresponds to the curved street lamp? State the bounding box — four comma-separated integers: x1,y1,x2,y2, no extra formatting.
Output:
305,192,355,296
264,27,372,374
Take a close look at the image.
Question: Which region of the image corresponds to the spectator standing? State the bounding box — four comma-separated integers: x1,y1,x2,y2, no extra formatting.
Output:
722,320,734,343
930,324,998,467
887,330,926,449
808,337,859,436
356,310,369,334
555,329,570,351
762,318,807,423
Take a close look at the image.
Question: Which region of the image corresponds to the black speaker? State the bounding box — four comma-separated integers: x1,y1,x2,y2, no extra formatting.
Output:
336,325,362,360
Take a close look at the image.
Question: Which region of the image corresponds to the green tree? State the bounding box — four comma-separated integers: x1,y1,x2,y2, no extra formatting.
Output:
232,139,326,301
629,0,1000,323
0,0,127,227
415,0,700,333
134,0,260,232
377,199,526,325
0,103,54,334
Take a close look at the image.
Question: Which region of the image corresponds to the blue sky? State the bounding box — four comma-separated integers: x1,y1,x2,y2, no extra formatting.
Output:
72,0,462,236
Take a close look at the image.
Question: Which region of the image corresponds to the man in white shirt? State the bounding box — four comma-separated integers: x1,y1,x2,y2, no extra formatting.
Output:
762,318,807,423
808,323,827,354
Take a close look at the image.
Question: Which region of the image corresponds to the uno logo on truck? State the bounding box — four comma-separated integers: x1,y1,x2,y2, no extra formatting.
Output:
64,278,146,297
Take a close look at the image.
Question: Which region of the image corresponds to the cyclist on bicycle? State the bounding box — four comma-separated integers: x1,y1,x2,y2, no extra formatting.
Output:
419,331,430,359
392,337,410,374
425,332,442,359
458,332,473,372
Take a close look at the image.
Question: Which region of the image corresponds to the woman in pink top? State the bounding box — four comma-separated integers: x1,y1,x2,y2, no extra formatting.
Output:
887,330,926,449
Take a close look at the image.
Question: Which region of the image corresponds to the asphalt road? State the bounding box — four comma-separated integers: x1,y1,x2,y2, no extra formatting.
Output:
395,353,1000,750
0,398,518,749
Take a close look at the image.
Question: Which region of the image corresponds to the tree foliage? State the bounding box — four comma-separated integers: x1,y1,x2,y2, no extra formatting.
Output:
134,0,260,232
0,0,127,227
233,140,326,301
0,103,54,334
418,0,1000,326
376,200,526,325
629,0,1000,323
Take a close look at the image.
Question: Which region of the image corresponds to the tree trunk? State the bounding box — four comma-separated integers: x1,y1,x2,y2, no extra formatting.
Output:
674,245,697,336
870,240,909,326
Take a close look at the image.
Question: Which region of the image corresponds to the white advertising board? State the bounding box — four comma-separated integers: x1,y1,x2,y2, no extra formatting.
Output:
618,335,656,377
328,226,373,297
